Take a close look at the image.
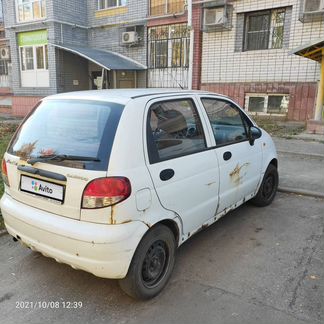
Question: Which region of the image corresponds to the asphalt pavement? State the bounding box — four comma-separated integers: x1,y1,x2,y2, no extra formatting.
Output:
0,192,322,324
0,126,323,324
273,136,324,197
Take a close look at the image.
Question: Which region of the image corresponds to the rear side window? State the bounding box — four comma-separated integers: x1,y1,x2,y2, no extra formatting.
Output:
8,99,124,170
201,98,249,146
147,98,206,163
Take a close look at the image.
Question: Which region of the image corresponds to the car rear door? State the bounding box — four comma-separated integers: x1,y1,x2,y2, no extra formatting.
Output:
144,96,219,236
198,96,263,213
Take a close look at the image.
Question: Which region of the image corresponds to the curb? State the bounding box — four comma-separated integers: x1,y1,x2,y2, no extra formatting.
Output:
277,150,324,159
278,186,324,199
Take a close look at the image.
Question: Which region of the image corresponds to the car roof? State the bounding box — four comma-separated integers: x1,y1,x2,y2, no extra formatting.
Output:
44,89,227,105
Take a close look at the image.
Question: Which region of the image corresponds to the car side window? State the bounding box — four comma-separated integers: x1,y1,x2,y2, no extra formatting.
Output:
147,99,206,163
201,98,249,146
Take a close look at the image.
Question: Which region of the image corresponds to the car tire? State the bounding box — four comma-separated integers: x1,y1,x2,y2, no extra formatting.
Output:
250,164,278,207
119,224,176,300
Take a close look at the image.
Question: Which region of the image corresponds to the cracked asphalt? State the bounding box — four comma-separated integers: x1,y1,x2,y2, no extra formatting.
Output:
0,192,323,324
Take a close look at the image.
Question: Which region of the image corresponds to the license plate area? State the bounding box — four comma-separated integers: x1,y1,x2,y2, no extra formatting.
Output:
20,175,65,203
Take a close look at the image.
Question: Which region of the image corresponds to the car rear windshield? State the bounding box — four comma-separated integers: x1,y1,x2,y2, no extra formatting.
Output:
8,99,124,171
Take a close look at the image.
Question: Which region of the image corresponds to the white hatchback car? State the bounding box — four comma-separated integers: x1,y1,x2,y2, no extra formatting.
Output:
1,89,278,299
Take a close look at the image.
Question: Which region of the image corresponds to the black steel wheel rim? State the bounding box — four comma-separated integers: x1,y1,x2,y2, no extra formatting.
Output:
141,240,168,288
262,173,275,200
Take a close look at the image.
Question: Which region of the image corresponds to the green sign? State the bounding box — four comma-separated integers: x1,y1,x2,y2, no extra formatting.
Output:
18,30,48,47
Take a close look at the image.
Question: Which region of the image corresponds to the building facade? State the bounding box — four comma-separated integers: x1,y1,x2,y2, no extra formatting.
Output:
146,0,203,90
0,0,11,97
3,0,148,116
1,0,323,121
200,0,324,121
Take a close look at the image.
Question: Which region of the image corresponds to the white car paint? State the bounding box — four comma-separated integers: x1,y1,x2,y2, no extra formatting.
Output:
0,89,278,279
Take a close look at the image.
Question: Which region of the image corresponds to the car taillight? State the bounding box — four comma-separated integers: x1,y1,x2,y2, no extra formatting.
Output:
1,159,9,187
82,177,131,209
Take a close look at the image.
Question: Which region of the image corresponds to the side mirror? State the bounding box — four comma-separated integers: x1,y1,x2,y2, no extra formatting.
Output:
249,126,262,145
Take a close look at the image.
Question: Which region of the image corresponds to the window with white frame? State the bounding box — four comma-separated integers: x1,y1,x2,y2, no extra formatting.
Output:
20,45,48,71
245,94,289,114
16,0,46,22
20,44,48,87
244,8,286,51
98,0,126,10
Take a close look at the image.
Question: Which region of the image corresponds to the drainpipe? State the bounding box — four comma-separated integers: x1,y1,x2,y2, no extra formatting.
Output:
314,49,324,121
187,0,194,90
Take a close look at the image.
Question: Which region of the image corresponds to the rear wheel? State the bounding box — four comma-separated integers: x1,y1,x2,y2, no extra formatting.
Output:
251,164,278,207
119,224,176,300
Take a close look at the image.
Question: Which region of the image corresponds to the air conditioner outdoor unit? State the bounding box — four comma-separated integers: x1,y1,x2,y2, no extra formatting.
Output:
204,7,227,26
122,31,139,44
304,0,324,13
0,47,10,60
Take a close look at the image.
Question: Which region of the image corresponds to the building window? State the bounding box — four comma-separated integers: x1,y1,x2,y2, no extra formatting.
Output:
17,0,46,22
246,94,289,114
20,45,48,71
244,8,286,51
150,0,184,16
98,0,126,10
0,59,8,75
148,24,189,69
18,30,49,87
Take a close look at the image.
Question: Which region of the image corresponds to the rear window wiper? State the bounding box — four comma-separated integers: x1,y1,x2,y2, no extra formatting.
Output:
27,154,100,165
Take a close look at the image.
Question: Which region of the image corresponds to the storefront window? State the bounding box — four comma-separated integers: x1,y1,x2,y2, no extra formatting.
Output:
20,47,34,71
18,30,49,87
36,46,44,69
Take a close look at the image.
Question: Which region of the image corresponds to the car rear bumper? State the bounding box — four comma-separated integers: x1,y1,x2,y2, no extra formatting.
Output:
0,193,148,279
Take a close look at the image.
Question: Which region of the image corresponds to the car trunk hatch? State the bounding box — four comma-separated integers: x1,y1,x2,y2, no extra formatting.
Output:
4,98,124,221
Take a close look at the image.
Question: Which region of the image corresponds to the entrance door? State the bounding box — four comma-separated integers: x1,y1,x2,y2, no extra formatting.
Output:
116,71,135,88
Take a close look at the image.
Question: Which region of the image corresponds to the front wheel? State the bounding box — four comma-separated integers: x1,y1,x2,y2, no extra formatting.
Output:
119,224,176,300
250,164,278,207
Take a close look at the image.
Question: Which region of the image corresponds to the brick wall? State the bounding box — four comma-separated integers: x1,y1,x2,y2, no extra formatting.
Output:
147,15,187,27
88,0,148,68
12,96,43,117
0,106,12,114
201,0,324,84
0,87,11,94
201,82,318,121
192,3,202,90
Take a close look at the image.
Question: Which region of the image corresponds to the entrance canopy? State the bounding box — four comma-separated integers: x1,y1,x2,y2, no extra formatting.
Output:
290,38,324,62
51,43,147,70
291,38,324,123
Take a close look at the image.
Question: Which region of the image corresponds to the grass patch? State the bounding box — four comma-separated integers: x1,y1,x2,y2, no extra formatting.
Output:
0,122,19,230
252,116,305,137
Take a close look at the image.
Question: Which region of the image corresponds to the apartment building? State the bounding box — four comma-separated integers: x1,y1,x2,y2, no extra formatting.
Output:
3,0,147,116
0,1,11,92
146,0,204,89
1,0,323,121
200,0,324,121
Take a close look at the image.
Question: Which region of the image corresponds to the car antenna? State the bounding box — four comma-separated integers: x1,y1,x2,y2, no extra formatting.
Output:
166,71,184,90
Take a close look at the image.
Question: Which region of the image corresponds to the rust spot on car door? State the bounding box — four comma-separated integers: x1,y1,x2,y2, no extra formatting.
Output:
229,163,250,185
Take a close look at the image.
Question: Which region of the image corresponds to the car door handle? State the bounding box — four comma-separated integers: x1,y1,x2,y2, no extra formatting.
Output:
160,169,175,181
223,151,232,161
